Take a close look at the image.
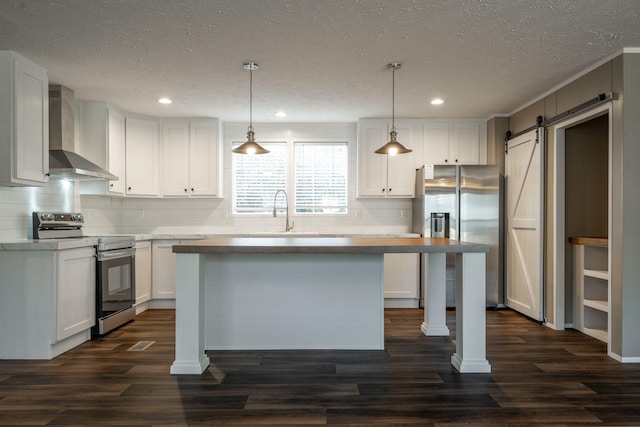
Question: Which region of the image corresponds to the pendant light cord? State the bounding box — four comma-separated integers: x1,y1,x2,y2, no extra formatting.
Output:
249,67,253,131
391,65,395,131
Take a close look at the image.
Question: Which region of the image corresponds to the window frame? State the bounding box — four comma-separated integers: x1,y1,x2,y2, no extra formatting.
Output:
231,138,349,217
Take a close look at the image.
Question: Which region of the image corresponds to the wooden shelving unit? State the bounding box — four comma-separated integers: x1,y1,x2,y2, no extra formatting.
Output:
570,237,609,343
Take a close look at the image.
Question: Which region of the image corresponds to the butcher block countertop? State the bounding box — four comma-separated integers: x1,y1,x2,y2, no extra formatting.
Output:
568,237,608,247
172,236,490,255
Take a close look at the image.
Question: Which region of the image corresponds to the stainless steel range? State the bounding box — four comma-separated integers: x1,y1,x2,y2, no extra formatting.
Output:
32,212,136,336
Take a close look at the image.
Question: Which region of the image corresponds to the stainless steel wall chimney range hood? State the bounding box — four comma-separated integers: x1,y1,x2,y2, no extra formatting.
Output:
48,85,117,180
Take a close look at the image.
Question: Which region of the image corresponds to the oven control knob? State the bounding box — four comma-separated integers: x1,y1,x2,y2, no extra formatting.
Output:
71,214,84,222
40,213,54,221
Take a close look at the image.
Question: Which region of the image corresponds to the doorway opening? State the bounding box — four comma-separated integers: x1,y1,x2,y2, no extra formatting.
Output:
551,103,611,345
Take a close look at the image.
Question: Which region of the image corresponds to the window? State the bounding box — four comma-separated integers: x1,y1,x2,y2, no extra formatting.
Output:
232,142,286,214
232,141,348,215
294,143,348,214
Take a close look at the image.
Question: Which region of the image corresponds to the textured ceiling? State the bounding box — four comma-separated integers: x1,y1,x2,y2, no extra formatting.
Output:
1,0,639,122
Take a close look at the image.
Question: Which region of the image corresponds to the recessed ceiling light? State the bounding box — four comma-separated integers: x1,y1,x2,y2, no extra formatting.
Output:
158,97,172,104
275,111,287,118
430,98,444,105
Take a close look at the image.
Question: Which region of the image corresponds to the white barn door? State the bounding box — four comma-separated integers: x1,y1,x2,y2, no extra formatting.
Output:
505,128,544,321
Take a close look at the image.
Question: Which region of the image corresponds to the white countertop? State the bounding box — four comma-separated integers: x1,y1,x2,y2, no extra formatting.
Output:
0,237,100,251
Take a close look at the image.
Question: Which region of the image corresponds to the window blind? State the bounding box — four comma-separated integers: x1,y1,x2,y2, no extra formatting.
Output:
294,142,348,214
232,142,287,214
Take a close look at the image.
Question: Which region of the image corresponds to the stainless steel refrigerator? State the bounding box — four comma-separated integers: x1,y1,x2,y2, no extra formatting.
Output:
412,164,504,307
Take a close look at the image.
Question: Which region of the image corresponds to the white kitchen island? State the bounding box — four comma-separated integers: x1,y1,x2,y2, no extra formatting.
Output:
170,237,491,374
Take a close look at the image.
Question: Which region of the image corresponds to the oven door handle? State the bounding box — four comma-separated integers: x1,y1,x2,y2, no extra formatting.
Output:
97,247,136,262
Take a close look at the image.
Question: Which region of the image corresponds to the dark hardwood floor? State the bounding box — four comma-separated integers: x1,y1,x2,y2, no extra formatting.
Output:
1,308,639,426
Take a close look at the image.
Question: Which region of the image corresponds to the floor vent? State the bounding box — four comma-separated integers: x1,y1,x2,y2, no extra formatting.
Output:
127,341,155,351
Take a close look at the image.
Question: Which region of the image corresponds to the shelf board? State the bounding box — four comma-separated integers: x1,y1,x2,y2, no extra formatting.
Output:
583,299,609,312
584,269,609,280
582,326,608,343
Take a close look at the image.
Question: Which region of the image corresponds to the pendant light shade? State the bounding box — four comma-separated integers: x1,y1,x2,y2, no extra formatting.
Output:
375,63,412,155
233,62,270,155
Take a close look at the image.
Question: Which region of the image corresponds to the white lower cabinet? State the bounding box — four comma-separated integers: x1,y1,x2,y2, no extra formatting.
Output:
152,241,177,300
384,253,419,308
56,247,96,341
135,241,152,312
0,246,95,359
151,240,195,306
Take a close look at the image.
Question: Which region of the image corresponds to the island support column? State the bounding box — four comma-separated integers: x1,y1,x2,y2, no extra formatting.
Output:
421,252,450,336
451,252,491,373
170,253,210,375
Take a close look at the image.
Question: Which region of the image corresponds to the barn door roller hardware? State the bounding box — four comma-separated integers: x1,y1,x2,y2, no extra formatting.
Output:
504,92,615,154
505,116,543,155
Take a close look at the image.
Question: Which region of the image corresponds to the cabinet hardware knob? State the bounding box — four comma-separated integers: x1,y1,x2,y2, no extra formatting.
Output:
184,188,188,193
389,188,392,192
128,187,132,191
381,188,385,192
445,159,448,163
109,183,114,188
455,159,458,162
191,188,194,192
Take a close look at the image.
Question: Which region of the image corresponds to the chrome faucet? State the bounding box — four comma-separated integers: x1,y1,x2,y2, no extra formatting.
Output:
272,189,293,232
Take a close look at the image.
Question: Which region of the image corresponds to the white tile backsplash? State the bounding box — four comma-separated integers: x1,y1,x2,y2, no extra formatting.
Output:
0,179,78,240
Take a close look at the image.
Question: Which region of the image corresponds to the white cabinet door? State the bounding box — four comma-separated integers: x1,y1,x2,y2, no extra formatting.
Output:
423,121,451,165
152,241,178,299
451,122,481,164
357,119,417,198
0,51,49,186
161,120,190,196
135,241,152,306
423,120,483,165
79,102,126,196
189,119,220,197
107,109,126,194
357,121,388,197
384,253,419,303
386,120,417,197
126,116,159,196
56,247,96,341
161,118,220,197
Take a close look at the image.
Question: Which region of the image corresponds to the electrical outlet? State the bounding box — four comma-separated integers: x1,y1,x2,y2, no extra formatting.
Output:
400,209,407,218
354,209,362,218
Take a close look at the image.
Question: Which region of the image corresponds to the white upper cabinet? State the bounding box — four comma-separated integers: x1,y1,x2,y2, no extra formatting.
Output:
79,102,126,196
357,119,418,198
0,51,49,187
422,121,451,165
451,122,482,164
125,115,160,197
107,109,126,194
423,120,484,165
161,118,221,197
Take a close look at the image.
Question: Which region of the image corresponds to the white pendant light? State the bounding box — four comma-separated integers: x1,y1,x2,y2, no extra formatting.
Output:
233,62,270,155
375,63,413,155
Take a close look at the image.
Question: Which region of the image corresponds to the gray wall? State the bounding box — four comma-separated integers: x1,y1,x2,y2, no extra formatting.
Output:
499,52,640,359
618,53,640,358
